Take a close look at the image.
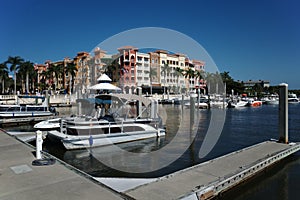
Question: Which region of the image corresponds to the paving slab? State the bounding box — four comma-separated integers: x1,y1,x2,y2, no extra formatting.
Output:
0,129,125,200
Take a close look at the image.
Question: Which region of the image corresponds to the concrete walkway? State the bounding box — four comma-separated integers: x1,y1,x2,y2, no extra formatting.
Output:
124,141,300,199
0,129,125,200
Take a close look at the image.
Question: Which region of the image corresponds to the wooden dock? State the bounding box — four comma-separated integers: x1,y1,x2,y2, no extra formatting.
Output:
111,141,300,200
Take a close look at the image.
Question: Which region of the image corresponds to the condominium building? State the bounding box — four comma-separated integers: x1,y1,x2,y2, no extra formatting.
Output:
73,52,92,93
93,47,107,83
156,50,187,93
117,46,137,93
136,51,150,87
35,46,205,95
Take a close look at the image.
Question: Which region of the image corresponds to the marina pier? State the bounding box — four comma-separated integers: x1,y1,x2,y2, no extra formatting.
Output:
1,84,300,199
122,141,300,199
1,129,299,200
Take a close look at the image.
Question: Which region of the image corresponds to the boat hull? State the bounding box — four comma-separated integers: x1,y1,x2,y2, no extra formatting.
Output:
48,129,165,150
47,122,165,150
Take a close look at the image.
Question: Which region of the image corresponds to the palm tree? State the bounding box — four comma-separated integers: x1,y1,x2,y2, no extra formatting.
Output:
183,67,195,92
0,62,9,94
65,61,78,93
6,56,24,94
194,70,204,94
40,69,51,91
161,63,170,95
149,66,157,95
175,67,184,94
194,70,203,81
48,63,64,90
203,72,215,94
18,61,34,94
220,71,234,94
103,59,119,82
29,67,37,92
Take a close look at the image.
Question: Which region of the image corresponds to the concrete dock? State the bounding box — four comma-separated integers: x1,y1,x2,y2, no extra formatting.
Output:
0,129,125,200
1,128,300,200
122,141,300,199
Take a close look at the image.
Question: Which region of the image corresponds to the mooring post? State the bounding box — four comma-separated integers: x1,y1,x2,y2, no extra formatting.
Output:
137,87,142,118
279,83,288,143
45,91,49,111
190,93,197,130
36,130,43,159
77,102,82,116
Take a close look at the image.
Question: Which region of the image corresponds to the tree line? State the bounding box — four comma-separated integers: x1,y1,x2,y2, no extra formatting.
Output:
0,56,77,95
0,55,282,96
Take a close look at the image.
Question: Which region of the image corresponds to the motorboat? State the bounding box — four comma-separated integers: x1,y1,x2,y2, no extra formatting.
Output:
227,99,248,108
288,93,299,103
42,93,165,150
0,98,56,118
262,95,279,105
184,96,209,109
48,121,165,150
34,117,61,131
247,99,263,107
265,98,279,105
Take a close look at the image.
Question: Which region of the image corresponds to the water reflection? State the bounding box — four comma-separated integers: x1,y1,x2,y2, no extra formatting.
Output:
44,104,211,177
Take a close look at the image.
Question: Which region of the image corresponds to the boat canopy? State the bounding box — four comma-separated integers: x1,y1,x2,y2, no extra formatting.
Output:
95,93,152,107
88,83,121,91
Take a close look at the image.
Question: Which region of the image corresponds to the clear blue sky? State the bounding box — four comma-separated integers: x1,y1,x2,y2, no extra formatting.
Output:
1,0,300,88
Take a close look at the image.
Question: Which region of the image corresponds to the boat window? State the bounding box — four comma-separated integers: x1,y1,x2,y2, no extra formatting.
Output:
66,125,146,136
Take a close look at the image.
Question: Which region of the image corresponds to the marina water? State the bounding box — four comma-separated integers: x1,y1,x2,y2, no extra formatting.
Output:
4,104,300,200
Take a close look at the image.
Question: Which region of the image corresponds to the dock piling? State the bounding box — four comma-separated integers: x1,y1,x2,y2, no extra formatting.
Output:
77,102,82,116
279,83,288,144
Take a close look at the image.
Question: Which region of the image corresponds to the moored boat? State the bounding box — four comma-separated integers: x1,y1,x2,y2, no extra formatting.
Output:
48,122,165,150
247,99,263,107
40,93,165,150
34,118,61,131
0,99,56,118
288,93,299,103
227,99,248,108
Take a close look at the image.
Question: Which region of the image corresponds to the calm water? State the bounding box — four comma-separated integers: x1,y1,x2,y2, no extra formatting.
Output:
4,104,300,199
